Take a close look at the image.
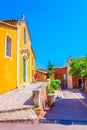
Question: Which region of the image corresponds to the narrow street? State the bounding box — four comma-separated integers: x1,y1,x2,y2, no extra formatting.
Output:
44,89,87,123
0,89,87,129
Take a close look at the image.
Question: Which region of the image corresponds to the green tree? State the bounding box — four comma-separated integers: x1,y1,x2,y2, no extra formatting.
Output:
47,60,54,78
69,56,87,89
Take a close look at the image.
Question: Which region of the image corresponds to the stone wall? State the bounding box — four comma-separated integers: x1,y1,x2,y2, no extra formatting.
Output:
72,76,78,88
72,76,85,88
32,83,47,117
36,70,47,82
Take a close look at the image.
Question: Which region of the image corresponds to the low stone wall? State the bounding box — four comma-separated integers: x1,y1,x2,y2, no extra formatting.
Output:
32,83,47,117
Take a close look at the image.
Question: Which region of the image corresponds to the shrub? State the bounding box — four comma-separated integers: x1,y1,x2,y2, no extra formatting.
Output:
50,82,58,90
46,79,60,94
46,85,55,94
51,79,61,84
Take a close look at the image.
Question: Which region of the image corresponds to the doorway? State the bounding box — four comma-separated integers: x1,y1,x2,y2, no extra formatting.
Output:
22,58,26,82
78,79,82,88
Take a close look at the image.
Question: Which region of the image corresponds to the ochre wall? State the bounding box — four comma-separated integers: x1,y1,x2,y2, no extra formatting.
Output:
72,76,77,88
0,25,17,94
19,22,31,86
72,76,85,88
54,67,67,88
0,21,36,94
36,71,47,82
31,47,36,82
19,22,36,85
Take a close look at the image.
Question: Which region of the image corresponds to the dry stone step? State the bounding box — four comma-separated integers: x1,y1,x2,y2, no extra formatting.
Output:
0,105,33,113
0,109,38,123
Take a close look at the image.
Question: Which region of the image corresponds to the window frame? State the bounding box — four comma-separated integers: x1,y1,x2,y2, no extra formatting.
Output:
5,35,12,59
64,74,66,80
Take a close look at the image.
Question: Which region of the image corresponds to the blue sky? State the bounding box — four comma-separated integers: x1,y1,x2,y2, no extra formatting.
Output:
0,0,87,69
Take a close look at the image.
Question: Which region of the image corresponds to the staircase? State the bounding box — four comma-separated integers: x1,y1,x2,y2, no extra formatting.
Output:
0,106,38,123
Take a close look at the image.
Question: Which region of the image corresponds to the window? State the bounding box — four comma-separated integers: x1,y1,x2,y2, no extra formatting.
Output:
6,36,11,57
24,28,26,44
64,74,66,80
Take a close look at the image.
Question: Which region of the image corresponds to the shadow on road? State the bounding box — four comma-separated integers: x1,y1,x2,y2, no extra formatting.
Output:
42,89,87,125
39,118,87,125
24,96,33,105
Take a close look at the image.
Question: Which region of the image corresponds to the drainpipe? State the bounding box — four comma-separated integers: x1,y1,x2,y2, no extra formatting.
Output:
16,23,20,88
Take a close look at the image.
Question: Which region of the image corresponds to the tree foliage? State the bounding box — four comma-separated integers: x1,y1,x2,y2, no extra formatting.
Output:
69,56,87,78
47,60,54,78
47,60,54,71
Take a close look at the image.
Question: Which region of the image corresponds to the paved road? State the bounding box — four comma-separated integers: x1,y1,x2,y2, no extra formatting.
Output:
44,89,87,122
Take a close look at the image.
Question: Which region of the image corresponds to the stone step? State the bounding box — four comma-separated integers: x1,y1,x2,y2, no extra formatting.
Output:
0,108,38,123
0,105,32,113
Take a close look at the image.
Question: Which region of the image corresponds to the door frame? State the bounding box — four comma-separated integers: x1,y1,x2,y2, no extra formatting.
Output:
22,58,26,83
77,78,82,88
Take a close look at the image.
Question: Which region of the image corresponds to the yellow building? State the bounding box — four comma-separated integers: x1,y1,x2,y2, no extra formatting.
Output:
0,19,36,94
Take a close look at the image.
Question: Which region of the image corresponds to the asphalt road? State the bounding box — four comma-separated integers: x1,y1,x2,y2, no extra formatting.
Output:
44,89,87,122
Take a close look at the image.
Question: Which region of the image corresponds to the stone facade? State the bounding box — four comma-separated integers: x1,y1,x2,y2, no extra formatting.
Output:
72,76,85,88
67,58,85,89
0,19,36,94
32,83,47,117
36,69,47,82
54,67,67,88
54,61,85,89
67,59,73,88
